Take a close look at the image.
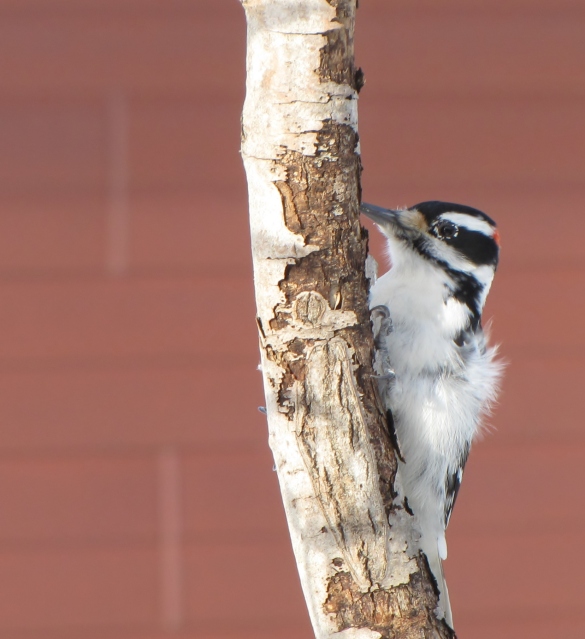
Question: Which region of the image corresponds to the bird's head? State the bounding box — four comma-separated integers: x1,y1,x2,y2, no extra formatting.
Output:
361,200,500,271
361,200,500,318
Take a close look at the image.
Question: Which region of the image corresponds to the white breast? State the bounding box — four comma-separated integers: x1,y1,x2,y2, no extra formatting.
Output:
370,248,501,550
370,250,470,377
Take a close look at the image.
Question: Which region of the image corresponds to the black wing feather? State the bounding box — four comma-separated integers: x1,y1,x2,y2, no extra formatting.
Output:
444,443,470,527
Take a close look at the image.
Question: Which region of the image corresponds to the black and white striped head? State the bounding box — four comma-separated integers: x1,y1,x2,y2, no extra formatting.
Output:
362,201,499,270
361,200,500,320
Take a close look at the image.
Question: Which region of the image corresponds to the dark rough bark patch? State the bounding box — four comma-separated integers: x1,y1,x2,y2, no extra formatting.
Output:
320,1,363,92
271,122,397,514
319,28,355,88
325,560,456,639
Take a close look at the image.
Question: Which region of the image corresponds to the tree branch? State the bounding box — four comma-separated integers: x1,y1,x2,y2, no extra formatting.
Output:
240,1,455,636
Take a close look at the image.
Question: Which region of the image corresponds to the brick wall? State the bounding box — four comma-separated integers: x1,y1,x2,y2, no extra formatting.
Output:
0,1,583,637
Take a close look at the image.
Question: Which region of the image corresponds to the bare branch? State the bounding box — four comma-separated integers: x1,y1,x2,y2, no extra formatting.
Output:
240,1,456,636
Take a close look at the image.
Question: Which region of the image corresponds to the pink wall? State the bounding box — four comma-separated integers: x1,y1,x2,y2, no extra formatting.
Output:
0,1,583,637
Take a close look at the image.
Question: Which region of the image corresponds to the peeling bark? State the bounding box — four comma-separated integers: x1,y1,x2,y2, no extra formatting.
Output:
240,1,456,637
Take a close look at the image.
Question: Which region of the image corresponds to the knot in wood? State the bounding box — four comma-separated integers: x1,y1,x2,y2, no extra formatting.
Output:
294,291,328,326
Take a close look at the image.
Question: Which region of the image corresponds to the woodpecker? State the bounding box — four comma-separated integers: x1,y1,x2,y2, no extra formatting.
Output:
361,200,503,628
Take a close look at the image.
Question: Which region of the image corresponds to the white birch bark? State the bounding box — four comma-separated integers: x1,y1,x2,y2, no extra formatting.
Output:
240,2,455,637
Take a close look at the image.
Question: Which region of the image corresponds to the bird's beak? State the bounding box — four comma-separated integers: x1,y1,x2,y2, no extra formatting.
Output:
361,202,428,237
360,202,400,226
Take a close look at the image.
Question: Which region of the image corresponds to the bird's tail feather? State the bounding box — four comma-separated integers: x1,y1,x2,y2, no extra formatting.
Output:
423,542,454,630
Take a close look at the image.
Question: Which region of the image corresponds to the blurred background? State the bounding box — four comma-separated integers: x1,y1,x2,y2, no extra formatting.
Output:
0,0,583,637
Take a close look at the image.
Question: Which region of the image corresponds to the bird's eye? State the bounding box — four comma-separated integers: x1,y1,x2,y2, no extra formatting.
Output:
435,221,458,241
